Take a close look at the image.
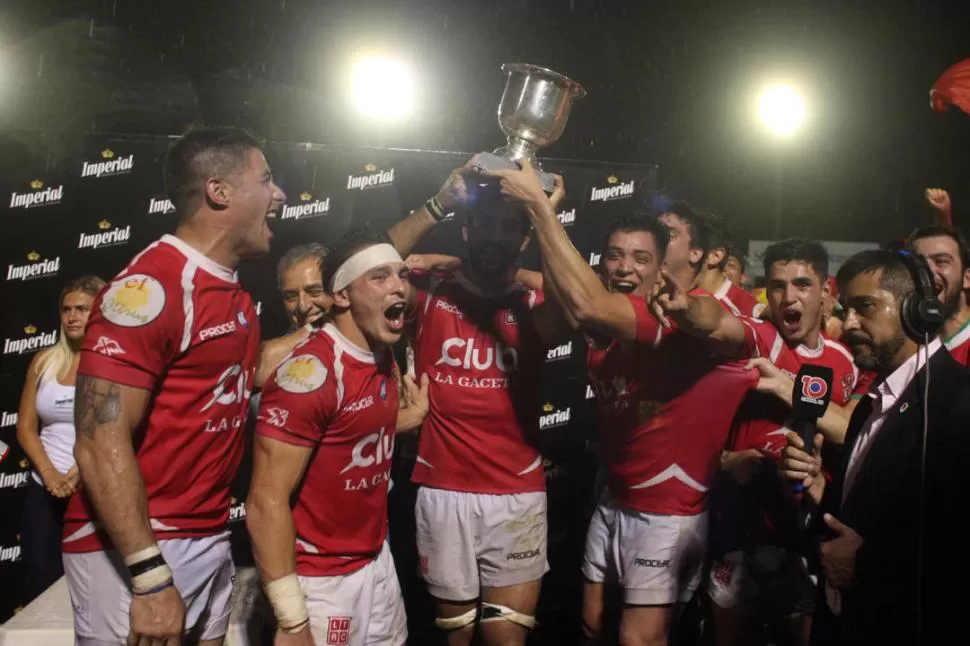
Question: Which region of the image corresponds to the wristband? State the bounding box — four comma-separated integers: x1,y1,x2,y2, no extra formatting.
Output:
425,195,448,222
124,544,174,595
265,573,309,634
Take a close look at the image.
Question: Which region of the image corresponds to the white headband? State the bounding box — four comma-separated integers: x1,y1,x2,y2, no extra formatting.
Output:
330,243,403,292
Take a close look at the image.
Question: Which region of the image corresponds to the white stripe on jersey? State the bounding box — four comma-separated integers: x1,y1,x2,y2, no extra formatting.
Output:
115,239,163,281
769,330,784,363
517,455,543,475
179,261,198,353
332,344,346,409
946,319,970,351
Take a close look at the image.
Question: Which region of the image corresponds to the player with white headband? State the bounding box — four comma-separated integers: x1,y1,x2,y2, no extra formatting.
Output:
248,227,429,646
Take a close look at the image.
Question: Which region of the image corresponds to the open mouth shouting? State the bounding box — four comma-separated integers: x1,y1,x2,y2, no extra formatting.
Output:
610,279,637,294
781,308,802,334
384,301,407,333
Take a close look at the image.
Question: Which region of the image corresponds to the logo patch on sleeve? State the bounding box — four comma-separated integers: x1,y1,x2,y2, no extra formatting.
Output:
276,354,328,394
101,274,166,327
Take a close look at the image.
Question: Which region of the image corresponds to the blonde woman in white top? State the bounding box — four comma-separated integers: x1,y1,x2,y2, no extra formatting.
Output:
16,275,105,602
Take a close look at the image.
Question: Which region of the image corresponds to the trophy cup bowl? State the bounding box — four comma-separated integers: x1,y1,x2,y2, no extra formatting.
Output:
471,63,586,193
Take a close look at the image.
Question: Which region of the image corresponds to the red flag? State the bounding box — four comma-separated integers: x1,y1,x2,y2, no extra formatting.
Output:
930,58,970,114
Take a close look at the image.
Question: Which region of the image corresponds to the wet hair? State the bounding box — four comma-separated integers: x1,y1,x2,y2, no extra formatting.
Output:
321,226,394,293
763,238,829,281
836,249,915,302
907,225,970,272
163,126,264,220
602,212,671,259
277,243,327,290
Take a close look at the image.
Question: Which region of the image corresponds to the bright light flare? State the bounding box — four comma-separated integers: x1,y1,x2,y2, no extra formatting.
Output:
758,85,805,137
351,56,415,121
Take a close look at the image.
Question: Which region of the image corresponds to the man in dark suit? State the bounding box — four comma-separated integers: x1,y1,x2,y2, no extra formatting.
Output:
781,248,970,646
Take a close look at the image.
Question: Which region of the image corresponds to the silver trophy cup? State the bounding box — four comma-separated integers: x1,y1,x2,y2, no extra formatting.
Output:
471,63,586,193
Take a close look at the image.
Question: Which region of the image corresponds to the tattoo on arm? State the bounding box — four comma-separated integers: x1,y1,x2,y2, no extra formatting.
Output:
75,376,123,440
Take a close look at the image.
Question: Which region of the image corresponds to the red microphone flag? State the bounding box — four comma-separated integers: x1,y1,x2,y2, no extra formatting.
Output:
931,58,970,114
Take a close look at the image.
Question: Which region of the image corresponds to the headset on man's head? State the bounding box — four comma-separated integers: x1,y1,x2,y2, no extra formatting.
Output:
897,250,946,342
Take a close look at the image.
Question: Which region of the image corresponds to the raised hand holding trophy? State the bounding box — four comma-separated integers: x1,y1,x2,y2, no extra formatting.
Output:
470,63,586,193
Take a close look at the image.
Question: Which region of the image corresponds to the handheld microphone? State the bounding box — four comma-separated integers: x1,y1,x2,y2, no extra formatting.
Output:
790,364,834,492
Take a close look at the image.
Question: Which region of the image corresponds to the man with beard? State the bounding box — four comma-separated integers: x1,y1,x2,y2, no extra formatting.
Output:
781,248,970,646
908,225,970,365
406,174,569,646
485,161,762,646
708,239,863,646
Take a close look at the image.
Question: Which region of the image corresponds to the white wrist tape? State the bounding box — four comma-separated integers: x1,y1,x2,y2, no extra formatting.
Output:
330,244,403,293
265,573,309,633
131,563,174,595
123,544,162,566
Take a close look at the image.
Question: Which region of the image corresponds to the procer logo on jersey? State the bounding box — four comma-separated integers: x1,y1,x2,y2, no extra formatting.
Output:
199,321,237,341
0,545,21,563
346,163,395,191
9,179,64,209
539,403,571,429
0,470,30,490
80,149,135,179
546,341,573,362
281,192,331,221
78,220,132,250
148,196,176,215
6,251,61,282
3,325,57,355
557,208,577,226
589,175,635,203
0,411,17,429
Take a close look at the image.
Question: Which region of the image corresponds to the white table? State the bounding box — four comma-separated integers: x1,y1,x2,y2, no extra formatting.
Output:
0,567,265,645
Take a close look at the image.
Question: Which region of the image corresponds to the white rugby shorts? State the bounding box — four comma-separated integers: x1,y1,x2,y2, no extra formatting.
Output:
582,495,707,606
415,486,549,601
299,542,407,646
707,546,816,617
63,532,234,644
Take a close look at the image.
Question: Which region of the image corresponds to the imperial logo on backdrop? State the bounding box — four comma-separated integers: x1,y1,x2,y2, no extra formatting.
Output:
538,403,571,429
546,341,573,362
9,179,64,210
557,208,576,226
3,325,57,355
0,545,22,563
80,149,135,179
346,163,395,191
78,220,132,250
589,175,635,203
147,196,176,215
0,411,17,429
6,251,60,282
0,471,30,490
281,191,331,221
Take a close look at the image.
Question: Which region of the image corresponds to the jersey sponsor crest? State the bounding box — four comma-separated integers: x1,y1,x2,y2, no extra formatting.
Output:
276,354,328,393
101,274,166,327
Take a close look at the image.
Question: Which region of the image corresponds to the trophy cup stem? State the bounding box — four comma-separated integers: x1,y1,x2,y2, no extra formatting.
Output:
501,137,538,165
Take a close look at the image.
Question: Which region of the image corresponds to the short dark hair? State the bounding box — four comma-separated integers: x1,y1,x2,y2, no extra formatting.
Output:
907,225,970,270
763,238,829,281
322,226,393,293
277,243,328,290
661,200,706,248
836,249,915,301
603,211,671,259
700,211,732,270
727,244,747,273
163,127,263,219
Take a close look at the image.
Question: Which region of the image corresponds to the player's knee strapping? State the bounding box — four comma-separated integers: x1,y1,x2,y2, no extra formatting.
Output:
435,607,478,631
480,602,537,630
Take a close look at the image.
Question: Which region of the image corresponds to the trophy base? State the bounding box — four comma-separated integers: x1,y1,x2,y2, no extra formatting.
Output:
469,152,556,193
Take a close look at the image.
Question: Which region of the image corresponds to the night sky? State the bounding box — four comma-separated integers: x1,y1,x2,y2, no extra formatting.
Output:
2,0,969,244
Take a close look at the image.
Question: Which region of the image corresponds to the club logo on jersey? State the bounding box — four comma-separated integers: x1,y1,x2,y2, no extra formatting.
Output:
0,544,21,563
326,617,352,645
101,275,166,327
557,208,576,226
0,411,17,429
237,310,248,327
276,354,328,394
341,426,394,475
78,220,132,250
92,336,125,357
538,403,571,429
3,325,57,355
6,251,61,282
589,175,635,203
264,407,289,428
9,179,64,209
546,341,573,362
504,311,518,325
434,337,519,373
0,471,30,490
346,163,395,191
199,321,237,341
147,196,176,215
281,192,331,221
81,149,134,178
841,373,855,402
800,375,828,402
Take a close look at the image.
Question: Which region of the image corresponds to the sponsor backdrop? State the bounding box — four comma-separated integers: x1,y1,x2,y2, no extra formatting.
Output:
0,132,656,631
